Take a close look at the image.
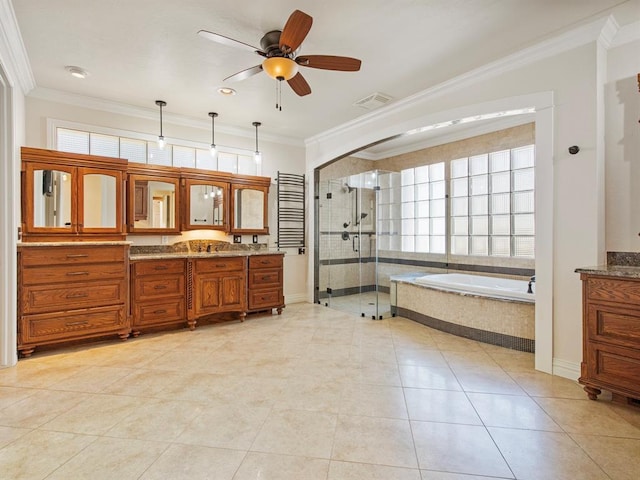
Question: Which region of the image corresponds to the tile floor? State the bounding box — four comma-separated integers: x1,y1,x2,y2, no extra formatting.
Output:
0,302,639,479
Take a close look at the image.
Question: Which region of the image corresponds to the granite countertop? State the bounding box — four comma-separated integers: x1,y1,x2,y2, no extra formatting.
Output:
130,250,284,261
575,251,640,278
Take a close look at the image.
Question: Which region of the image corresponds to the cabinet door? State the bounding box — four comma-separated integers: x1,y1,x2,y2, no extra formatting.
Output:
23,163,77,234
78,167,124,234
194,274,222,316
127,175,180,234
194,273,246,315
184,179,229,231
220,274,246,310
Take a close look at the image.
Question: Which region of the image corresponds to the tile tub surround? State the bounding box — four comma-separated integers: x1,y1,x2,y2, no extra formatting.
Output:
393,280,535,352
1,303,639,479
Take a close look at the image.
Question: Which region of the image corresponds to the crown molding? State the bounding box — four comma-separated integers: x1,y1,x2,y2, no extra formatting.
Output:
306,14,616,149
0,0,35,94
27,86,304,148
611,19,640,47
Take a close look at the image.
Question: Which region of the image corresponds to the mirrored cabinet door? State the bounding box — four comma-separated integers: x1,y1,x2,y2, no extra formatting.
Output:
78,169,123,232
25,163,76,232
184,180,228,231
128,175,180,233
230,185,269,234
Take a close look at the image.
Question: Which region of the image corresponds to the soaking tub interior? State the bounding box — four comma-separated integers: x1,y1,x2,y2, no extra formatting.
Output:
391,273,535,352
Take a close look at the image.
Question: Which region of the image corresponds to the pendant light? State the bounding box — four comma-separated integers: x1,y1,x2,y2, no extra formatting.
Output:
252,121,262,164
155,100,167,149
208,112,218,158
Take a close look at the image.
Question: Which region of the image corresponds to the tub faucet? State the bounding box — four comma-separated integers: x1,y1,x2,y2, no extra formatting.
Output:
527,275,536,294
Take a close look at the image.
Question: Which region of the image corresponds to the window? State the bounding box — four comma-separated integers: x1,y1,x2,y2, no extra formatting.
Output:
396,144,535,259
55,127,259,175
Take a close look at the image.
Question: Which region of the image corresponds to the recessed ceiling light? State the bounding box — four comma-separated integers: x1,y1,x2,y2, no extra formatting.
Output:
217,87,237,96
65,66,89,79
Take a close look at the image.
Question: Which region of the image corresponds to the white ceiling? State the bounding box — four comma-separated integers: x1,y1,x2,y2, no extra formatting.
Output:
11,0,637,144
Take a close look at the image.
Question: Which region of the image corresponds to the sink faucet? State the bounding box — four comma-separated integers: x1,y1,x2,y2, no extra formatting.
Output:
527,275,536,294
206,244,212,253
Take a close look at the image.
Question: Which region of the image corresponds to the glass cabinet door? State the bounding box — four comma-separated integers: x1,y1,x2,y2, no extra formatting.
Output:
127,175,180,233
78,168,123,232
184,180,228,230
26,163,76,233
230,185,269,234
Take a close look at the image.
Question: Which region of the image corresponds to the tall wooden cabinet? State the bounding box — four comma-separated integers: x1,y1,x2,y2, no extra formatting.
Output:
579,273,640,402
18,244,130,356
248,254,285,314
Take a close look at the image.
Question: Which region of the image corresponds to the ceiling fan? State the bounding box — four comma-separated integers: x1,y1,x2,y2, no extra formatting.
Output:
198,9,362,100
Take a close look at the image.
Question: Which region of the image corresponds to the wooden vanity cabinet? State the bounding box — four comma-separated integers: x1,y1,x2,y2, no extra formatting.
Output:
248,254,285,314
18,244,130,356
579,273,640,402
131,258,187,335
189,256,247,324
21,147,127,241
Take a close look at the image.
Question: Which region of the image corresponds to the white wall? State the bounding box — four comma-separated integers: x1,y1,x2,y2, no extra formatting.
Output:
24,96,309,303
605,39,640,251
306,19,636,376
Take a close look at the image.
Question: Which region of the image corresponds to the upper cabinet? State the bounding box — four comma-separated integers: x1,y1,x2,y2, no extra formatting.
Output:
127,164,180,234
21,147,126,241
180,168,231,231
230,175,271,235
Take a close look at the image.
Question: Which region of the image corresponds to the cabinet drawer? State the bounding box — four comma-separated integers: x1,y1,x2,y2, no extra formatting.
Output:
20,305,128,344
21,245,126,266
195,256,245,273
587,276,640,304
133,299,185,326
22,263,126,285
585,342,640,395
22,280,126,314
249,288,283,310
248,268,282,289
587,303,640,348
249,255,283,269
134,275,185,301
134,259,185,276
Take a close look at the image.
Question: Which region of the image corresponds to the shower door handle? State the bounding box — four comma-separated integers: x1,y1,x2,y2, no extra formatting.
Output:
352,235,359,253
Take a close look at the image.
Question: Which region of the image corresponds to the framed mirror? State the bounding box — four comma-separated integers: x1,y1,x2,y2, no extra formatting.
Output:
184,180,228,230
230,184,269,234
128,174,180,233
79,169,122,231
31,167,74,229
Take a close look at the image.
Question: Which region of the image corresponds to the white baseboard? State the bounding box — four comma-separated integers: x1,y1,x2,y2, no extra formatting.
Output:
552,358,581,381
285,293,309,304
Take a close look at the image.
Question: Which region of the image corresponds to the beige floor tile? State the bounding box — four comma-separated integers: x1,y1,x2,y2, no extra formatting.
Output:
571,433,640,480
311,327,355,345
489,427,609,480
399,365,462,390
0,389,89,428
251,409,337,458
41,393,140,435
452,367,526,395
46,436,168,480
177,404,270,450
507,371,586,398
0,425,30,449
0,386,37,409
0,361,88,388
404,388,482,425
467,392,562,431
275,375,345,413
233,452,329,480
442,351,500,369
328,460,421,479
139,444,246,480
340,383,408,419
0,429,96,480
332,415,417,468
412,421,513,478
344,361,402,386
349,344,398,364
419,472,511,479
106,398,203,441
395,348,448,367
101,368,194,399
488,351,535,372
534,397,640,438
47,365,134,393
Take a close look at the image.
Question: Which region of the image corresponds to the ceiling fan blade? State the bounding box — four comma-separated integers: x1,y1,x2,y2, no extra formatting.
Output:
296,55,362,71
287,72,311,96
279,10,313,54
224,65,263,82
198,29,264,56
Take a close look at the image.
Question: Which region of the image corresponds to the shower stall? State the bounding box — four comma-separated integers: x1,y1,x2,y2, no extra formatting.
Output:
316,169,402,319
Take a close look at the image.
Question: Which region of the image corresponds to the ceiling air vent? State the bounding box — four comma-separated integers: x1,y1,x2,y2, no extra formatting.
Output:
353,92,393,110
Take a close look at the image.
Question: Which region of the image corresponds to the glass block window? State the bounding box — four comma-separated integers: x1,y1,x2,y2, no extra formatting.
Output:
448,144,535,258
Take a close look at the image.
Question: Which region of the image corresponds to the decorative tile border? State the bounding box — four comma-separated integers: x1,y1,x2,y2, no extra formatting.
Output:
395,306,535,353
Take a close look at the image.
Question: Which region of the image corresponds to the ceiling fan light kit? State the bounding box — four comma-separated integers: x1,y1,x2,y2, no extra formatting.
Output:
198,9,361,110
